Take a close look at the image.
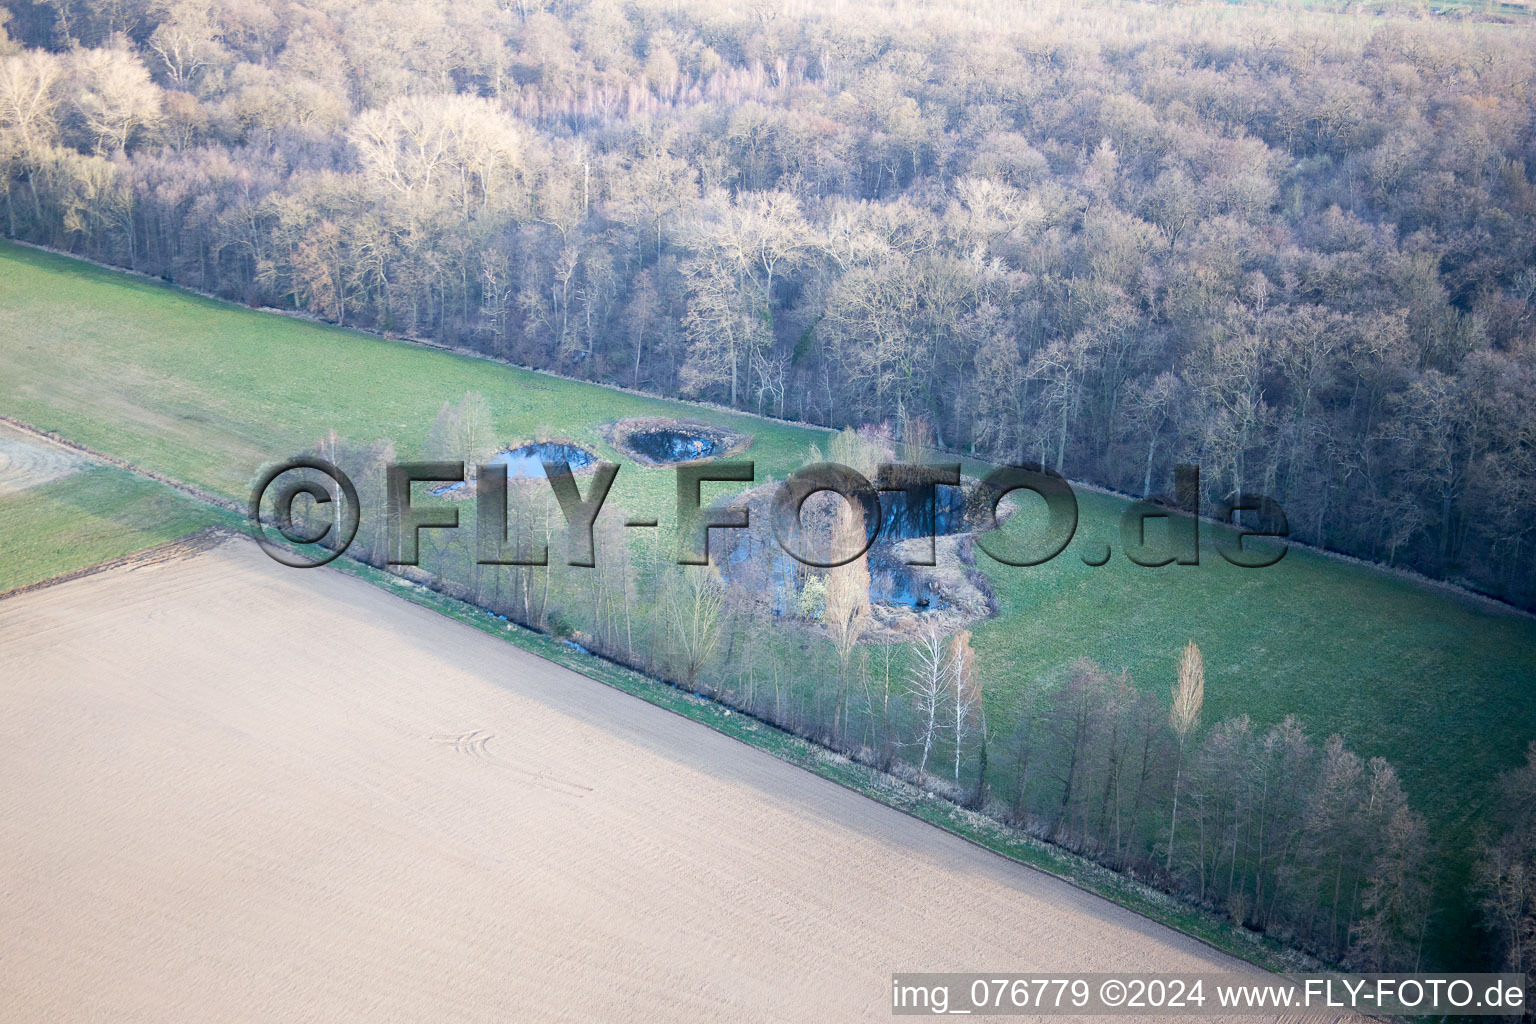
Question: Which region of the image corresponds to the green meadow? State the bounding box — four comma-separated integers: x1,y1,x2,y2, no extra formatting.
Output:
3,239,1534,949
0,464,219,593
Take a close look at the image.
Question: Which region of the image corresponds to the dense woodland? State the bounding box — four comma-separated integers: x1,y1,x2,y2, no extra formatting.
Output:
4,0,1536,981
3,0,1536,605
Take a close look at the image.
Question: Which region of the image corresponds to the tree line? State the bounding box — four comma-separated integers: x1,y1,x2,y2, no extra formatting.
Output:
287,417,1531,979
2,0,1535,606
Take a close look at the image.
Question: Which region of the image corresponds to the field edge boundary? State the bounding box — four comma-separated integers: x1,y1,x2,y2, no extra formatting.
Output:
0,524,233,603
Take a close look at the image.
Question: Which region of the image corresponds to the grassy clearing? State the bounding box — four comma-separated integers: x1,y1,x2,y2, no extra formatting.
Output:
0,243,822,513
3,240,1535,954
0,464,220,593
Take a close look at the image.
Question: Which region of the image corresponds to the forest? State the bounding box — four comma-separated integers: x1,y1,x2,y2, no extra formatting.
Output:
2,0,1534,982
2,0,1535,606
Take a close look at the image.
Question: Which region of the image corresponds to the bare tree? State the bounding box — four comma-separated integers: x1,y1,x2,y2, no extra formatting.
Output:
906,625,948,778
1167,640,1204,872
351,92,524,215
898,405,934,466
1350,796,1430,970
426,391,497,477
1473,743,1536,997
823,500,870,741
0,51,63,154
663,567,726,688
67,47,161,155
949,629,980,784
679,260,764,407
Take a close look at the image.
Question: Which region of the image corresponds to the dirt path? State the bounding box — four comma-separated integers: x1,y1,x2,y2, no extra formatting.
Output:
0,540,1292,1022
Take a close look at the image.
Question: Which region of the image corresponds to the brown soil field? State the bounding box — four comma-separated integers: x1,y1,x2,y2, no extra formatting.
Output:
0,539,1293,1022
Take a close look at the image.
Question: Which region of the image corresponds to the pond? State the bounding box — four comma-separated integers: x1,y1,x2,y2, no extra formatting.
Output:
868,484,970,608
722,484,971,613
431,441,598,494
492,441,597,478
624,428,719,465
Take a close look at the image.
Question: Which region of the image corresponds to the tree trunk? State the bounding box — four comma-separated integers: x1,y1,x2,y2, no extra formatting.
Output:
1166,743,1184,872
